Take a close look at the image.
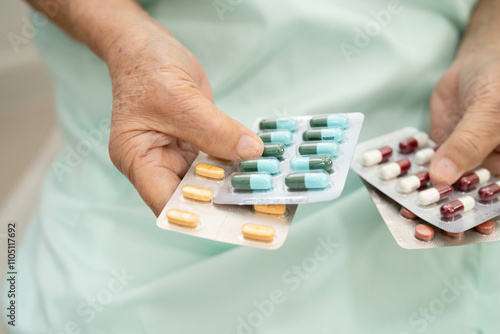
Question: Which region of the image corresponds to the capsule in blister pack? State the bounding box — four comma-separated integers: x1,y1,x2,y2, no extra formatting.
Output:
212,112,364,204
156,153,298,250
362,179,500,250
351,127,500,233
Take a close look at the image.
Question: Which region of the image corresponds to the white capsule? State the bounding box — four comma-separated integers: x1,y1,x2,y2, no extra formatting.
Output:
414,132,429,148
380,162,401,180
475,168,491,184
362,150,383,167
418,188,441,206
461,195,476,212
415,148,435,165
399,175,420,194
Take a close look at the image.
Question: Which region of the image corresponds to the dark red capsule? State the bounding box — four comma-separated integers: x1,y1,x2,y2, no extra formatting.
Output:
440,199,465,218
478,182,500,202
379,146,393,162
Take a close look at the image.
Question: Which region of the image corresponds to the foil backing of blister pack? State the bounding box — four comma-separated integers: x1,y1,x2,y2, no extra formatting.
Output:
362,179,500,250
213,112,365,204
156,153,298,250
352,127,500,233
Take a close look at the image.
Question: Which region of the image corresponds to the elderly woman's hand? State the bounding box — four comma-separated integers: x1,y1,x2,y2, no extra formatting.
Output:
429,1,500,184
104,23,263,215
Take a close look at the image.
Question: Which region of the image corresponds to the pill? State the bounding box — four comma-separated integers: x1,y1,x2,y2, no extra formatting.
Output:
195,163,225,180
362,146,393,167
414,146,438,165
415,224,434,241
475,220,495,235
259,130,293,146
444,231,464,239
239,158,280,174
398,171,430,194
454,168,491,192
379,158,411,180
400,206,417,219
309,115,349,129
166,209,199,228
418,184,453,206
298,141,340,158
440,195,475,218
285,171,329,190
259,118,297,131
478,181,500,201
399,132,429,153
290,155,333,172
253,204,286,216
231,173,273,191
182,185,213,202
302,128,344,143
241,224,275,242
262,143,285,158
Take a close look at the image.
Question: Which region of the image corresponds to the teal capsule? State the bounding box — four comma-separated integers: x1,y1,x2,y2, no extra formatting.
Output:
298,141,340,158
302,128,344,143
239,158,280,174
259,118,297,132
285,172,330,190
259,130,293,146
231,172,273,191
310,115,349,129
262,143,285,158
290,155,333,172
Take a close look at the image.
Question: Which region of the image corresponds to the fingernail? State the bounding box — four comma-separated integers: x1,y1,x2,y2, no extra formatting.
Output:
236,135,262,160
433,157,460,183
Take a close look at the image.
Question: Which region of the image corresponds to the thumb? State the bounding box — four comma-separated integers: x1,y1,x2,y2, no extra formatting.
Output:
429,105,500,184
168,94,264,162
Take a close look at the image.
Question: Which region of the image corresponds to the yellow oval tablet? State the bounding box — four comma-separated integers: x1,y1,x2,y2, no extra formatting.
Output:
182,185,213,202
253,204,286,216
166,209,199,228
195,163,225,180
241,224,275,242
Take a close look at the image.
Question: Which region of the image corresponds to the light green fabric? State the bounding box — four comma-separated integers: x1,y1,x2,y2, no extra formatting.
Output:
9,1,500,333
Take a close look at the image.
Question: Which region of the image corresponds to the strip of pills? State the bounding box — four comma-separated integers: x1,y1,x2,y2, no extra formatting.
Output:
352,127,500,233
213,113,365,204
157,152,298,250
362,179,500,250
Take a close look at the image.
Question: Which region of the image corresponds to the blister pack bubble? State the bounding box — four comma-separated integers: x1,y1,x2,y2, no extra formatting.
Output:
156,152,298,250
362,179,500,250
213,112,365,204
352,127,500,233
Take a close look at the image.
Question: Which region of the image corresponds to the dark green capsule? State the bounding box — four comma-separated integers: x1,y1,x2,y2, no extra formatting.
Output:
262,143,285,158
259,118,297,131
284,172,330,190
239,158,280,174
302,128,344,142
231,173,273,191
309,115,349,129
290,155,333,172
298,141,340,158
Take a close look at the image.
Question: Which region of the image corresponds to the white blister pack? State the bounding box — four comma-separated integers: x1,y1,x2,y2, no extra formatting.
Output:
352,127,500,233
156,153,298,250
213,112,365,204
362,179,500,250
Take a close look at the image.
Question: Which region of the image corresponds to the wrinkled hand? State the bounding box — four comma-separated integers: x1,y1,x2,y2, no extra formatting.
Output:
429,52,500,184
106,24,263,215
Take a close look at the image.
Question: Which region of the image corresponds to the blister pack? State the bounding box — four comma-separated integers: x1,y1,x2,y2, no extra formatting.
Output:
156,152,298,250
213,112,365,204
351,127,500,233
362,179,499,249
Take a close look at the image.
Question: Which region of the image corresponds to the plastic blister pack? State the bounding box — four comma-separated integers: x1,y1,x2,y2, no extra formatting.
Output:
362,179,500,249
352,127,500,233
156,152,298,250
213,112,365,204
